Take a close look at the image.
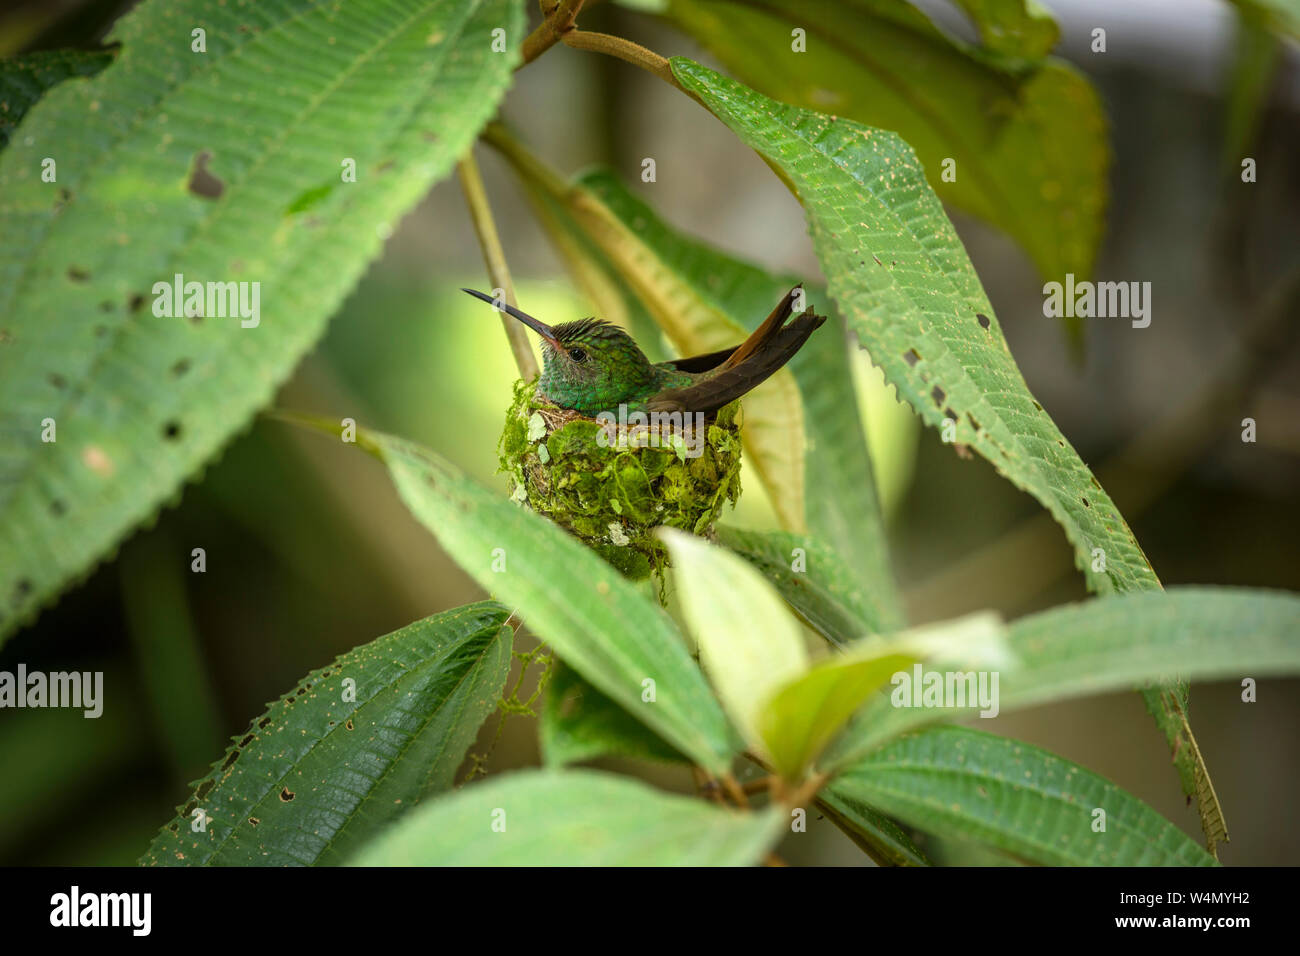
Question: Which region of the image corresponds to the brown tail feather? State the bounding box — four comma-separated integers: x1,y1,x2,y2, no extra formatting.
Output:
717,284,801,372
646,310,825,416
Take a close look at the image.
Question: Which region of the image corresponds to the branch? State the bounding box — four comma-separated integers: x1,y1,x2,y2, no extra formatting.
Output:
520,0,586,66
561,29,680,88
455,149,540,381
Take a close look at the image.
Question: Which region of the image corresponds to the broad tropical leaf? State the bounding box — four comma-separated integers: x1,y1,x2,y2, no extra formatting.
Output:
670,56,1219,843
0,0,523,643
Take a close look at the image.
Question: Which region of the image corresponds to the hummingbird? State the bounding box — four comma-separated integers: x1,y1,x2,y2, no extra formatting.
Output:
461,286,825,418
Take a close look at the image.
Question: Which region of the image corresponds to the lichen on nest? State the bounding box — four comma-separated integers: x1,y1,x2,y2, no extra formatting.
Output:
499,379,743,580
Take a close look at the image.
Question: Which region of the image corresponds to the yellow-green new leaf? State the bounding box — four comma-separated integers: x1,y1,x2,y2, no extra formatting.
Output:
657,527,806,759
760,612,1009,780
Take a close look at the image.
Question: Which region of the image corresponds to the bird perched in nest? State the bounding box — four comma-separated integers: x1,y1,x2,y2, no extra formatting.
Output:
462,285,825,418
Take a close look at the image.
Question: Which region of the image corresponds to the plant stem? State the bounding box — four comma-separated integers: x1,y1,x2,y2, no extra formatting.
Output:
561,29,680,89
456,149,539,381
520,0,586,66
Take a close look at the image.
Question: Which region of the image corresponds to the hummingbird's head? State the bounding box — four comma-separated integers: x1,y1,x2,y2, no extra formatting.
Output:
462,289,658,416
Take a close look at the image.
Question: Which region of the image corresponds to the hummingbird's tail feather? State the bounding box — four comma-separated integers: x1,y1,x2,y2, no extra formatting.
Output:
717,284,801,372
646,307,825,417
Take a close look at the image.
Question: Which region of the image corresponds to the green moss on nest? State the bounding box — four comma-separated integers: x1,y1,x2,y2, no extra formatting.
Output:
499,379,743,580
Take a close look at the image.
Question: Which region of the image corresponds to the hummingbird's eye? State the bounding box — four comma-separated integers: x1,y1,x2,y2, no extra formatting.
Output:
569,347,588,363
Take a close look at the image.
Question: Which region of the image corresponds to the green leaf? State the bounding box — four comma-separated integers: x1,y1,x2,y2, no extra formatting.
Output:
762,612,1008,779
140,601,514,866
831,726,1218,866
670,58,1147,596
670,57,1220,842
350,768,785,865
367,430,736,775
0,49,115,150
572,168,906,626
540,661,691,767
824,587,1300,768
715,525,889,645
0,0,524,644
657,527,807,760
662,0,1108,282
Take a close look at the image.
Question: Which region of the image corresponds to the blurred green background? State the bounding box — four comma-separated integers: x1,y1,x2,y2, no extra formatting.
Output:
1,0,1297,865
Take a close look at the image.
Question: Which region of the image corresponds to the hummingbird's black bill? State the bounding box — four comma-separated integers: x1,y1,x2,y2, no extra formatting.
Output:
461,288,560,347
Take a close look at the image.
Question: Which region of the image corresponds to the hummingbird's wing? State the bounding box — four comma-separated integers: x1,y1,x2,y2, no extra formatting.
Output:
646,309,825,417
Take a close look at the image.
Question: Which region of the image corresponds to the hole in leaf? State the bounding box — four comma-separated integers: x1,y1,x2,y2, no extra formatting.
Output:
187,150,225,199
163,421,182,441
280,788,295,802
1032,400,1043,411
903,348,920,367
128,293,145,312
931,385,946,407
248,817,260,826
968,413,982,431
977,313,991,329
221,750,239,770
1081,497,1090,508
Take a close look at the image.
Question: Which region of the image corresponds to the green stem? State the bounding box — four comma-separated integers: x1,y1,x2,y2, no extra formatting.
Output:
456,150,540,381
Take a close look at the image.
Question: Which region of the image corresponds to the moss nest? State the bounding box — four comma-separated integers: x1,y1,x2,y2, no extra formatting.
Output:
499,380,743,580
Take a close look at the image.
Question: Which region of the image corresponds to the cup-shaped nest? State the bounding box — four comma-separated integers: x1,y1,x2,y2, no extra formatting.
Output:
499,380,743,579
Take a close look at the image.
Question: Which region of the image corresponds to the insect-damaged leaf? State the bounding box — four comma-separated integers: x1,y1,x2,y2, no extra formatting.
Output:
0,0,523,644
671,57,1224,849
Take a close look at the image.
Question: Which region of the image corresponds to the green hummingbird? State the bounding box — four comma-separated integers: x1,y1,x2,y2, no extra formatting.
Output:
462,286,825,417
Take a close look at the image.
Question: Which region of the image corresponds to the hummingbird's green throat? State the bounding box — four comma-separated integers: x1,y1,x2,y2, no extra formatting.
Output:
462,286,825,418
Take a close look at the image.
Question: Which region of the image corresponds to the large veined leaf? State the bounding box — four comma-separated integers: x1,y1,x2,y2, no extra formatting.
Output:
657,527,807,762
0,49,115,149
830,726,1218,866
670,57,1219,844
0,0,524,643
140,601,514,866
823,587,1300,769
662,0,1109,283
350,768,785,865
359,428,736,775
